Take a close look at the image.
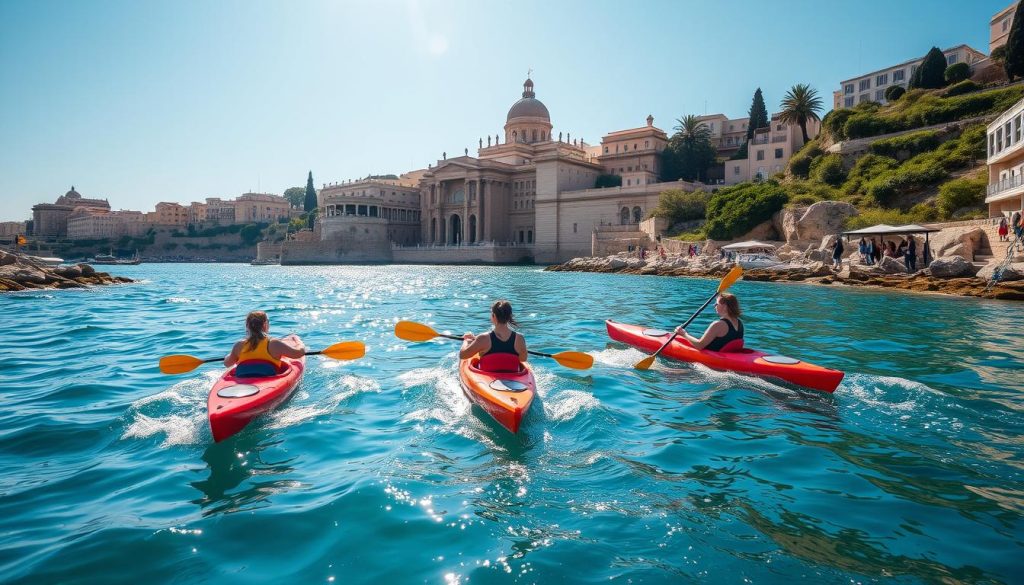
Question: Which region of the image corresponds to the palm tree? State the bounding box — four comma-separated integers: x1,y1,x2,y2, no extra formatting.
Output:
779,84,823,144
673,114,711,146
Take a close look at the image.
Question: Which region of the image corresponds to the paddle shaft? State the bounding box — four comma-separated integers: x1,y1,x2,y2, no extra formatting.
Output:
648,291,720,360
437,330,555,359
200,347,329,364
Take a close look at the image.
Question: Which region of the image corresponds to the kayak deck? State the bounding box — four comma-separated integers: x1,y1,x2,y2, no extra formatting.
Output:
606,320,843,393
207,353,306,442
458,356,536,433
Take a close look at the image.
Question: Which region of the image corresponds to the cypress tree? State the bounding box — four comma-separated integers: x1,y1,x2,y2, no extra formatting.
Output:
1005,1,1024,81
909,47,948,89
746,88,769,141
304,171,317,228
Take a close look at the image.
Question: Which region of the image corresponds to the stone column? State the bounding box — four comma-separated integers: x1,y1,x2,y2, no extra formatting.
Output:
479,180,487,242
462,180,470,244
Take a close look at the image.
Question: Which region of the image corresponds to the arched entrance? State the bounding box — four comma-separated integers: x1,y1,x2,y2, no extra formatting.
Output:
430,218,436,243
620,207,630,225
450,214,462,245
469,215,477,243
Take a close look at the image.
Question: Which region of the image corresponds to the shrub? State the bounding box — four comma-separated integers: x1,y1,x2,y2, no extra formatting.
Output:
822,108,854,141
910,47,948,89
784,179,840,205
595,174,622,188
787,139,822,178
937,176,987,217
704,181,788,240
810,153,846,186
943,79,980,97
651,189,708,224
884,85,906,101
944,63,971,84
865,165,947,205
844,207,940,230
869,129,941,158
239,224,262,244
844,113,900,139
842,154,900,195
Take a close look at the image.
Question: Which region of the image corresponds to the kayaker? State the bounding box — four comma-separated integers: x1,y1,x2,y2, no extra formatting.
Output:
224,311,306,377
675,293,744,352
460,300,529,368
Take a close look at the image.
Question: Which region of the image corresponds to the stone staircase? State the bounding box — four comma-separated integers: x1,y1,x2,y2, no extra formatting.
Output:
974,222,1023,269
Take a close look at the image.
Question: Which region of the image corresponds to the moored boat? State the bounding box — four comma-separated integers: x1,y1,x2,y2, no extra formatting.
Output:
207,339,306,442
606,320,843,393
458,353,536,433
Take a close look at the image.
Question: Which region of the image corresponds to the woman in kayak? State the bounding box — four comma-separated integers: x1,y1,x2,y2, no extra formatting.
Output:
460,300,529,368
224,311,306,377
675,293,744,352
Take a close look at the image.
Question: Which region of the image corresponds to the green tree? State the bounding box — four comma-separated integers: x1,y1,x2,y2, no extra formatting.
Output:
304,171,317,228
746,88,769,141
778,84,823,144
1006,2,1024,81
991,45,1007,69
594,174,622,188
661,115,717,182
909,47,948,89
240,224,262,244
944,62,970,84
651,189,708,224
283,186,305,208
884,85,906,101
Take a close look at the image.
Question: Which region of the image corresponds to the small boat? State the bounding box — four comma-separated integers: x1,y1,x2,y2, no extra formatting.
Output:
26,255,65,266
207,338,306,442
606,320,844,393
250,258,279,266
721,240,783,269
89,250,141,265
458,353,536,433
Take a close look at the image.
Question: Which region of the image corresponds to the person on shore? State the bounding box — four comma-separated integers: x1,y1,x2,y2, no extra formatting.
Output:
659,246,666,260
998,217,1009,242
1015,210,1024,250
905,236,918,273
896,239,907,258
675,293,744,352
883,241,897,258
224,311,306,377
831,237,844,269
460,300,528,369
858,237,868,264
872,238,882,264
865,238,875,266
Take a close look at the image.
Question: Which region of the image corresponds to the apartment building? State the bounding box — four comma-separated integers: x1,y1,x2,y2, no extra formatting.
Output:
146,202,188,226
991,2,1017,53
67,210,147,240
694,114,750,158
832,45,987,110
724,113,820,185
986,96,1024,217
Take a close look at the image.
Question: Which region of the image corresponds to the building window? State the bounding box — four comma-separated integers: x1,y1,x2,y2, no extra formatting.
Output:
1015,116,1021,143
989,133,995,157
859,94,869,103
774,148,783,159
859,79,870,91
876,73,888,86
733,165,740,175
573,223,577,233
893,69,904,82
644,140,649,148
844,83,854,94
604,146,609,153
844,96,854,107
633,207,642,223
527,230,533,243
876,90,885,101
519,230,524,243
756,150,764,161
997,128,1003,151
947,54,957,65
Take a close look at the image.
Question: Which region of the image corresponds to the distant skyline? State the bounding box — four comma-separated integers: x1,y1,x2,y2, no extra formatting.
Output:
0,0,1011,221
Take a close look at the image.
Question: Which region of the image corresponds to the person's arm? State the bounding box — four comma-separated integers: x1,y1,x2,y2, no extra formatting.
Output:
270,336,306,359
224,341,242,367
675,321,725,351
514,333,528,362
459,331,490,359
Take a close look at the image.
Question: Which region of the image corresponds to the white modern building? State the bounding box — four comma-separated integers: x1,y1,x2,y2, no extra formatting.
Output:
986,96,1024,217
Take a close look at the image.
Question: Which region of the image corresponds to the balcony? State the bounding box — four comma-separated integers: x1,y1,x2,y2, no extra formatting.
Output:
751,137,769,145
771,135,787,143
986,174,1024,202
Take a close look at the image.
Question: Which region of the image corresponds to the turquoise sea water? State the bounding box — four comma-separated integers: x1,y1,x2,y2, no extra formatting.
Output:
1,264,1022,584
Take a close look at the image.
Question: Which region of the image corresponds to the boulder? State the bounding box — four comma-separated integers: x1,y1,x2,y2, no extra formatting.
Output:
878,256,907,274
55,265,83,279
927,255,975,278
929,226,986,260
78,263,96,276
607,257,627,269
0,253,17,266
794,201,858,243
976,262,1024,282
773,206,806,243
734,220,779,242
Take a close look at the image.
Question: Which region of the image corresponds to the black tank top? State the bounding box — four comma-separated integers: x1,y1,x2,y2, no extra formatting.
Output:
484,331,517,356
705,318,743,352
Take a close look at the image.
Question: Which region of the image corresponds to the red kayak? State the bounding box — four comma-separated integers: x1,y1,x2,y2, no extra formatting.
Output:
207,341,306,442
458,353,536,433
606,320,843,393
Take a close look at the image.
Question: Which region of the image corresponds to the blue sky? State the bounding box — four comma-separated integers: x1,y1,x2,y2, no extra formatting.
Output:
0,0,1010,221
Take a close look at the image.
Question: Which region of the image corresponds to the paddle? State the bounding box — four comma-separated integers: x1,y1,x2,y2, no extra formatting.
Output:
633,265,743,370
159,340,366,375
394,320,594,370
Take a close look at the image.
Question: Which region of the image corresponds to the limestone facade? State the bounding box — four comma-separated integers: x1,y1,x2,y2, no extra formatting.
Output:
319,177,422,247
0,222,26,237
67,210,147,240
32,187,110,238
725,113,820,184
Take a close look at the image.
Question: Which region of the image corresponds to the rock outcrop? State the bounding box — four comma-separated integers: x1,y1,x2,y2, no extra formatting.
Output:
927,255,976,278
0,250,132,292
929,226,987,260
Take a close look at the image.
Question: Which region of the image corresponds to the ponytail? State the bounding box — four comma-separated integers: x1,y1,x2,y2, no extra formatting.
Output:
245,311,269,351
491,300,519,328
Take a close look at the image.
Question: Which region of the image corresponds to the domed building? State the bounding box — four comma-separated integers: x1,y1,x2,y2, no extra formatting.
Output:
32,186,110,238
504,78,552,145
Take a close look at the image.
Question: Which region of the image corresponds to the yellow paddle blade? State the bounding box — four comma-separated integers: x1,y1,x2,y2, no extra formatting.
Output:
159,354,205,375
718,264,744,293
318,341,366,360
634,354,656,371
551,351,594,370
394,320,441,342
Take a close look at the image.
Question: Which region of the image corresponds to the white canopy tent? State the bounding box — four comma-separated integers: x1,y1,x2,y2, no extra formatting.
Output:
721,240,779,251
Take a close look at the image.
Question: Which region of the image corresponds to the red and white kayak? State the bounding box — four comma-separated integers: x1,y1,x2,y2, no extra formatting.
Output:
207,338,306,442
458,353,536,433
606,320,843,393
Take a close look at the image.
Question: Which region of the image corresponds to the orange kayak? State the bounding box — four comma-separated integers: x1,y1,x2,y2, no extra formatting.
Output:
606,320,843,393
458,355,536,433
207,340,306,442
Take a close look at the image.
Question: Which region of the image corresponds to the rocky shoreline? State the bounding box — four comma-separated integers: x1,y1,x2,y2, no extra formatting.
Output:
0,250,134,292
546,254,1024,301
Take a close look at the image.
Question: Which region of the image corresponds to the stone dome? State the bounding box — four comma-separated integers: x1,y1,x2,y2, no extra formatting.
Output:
65,186,81,199
506,78,550,121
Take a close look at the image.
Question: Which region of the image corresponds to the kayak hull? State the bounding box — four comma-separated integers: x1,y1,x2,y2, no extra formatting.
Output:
207,340,306,442
606,320,843,393
458,357,536,434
